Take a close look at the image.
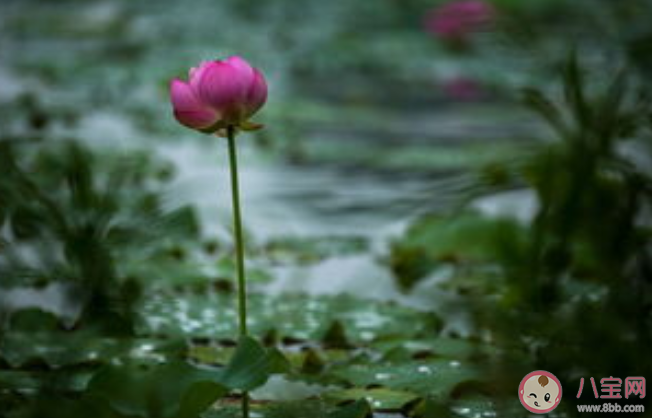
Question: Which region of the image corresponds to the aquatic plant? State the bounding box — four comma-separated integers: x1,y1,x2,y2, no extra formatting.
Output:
170,56,267,136
390,53,652,416
170,55,268,418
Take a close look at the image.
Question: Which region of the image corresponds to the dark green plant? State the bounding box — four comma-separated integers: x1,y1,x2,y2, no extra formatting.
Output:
389,53,652,415
0,139,199,333
491,54,652,413
0,137,297,418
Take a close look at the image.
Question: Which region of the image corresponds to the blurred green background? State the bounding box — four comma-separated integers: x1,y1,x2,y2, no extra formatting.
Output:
1,0,651,417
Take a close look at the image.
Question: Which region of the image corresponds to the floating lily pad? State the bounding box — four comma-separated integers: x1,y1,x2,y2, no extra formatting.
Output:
87,361,229,418
0,368,96,396
206,399,372,418
262,236,369,265
324,387,419,411
327,359,482,400
449,396,497,417
124,254,273,292
371,337,497,362
85,337,288,418
389,212,525,290
0,329,183,369
137,293,441,344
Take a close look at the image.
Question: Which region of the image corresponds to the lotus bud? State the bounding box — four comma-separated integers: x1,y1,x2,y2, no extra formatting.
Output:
170,56,267,135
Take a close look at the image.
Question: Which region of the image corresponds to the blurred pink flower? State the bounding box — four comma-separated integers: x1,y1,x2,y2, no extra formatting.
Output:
443,77,484,101
170,56,267,134
425,0,495,41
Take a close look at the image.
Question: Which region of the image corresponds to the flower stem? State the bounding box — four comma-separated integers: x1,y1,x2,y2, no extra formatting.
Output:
226,125,250,418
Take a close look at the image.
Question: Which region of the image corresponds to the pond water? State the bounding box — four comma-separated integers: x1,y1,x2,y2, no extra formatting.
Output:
0,69,537,334
156,107,536,338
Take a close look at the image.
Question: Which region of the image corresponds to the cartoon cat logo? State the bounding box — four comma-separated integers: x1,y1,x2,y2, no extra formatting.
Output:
519,370,562,414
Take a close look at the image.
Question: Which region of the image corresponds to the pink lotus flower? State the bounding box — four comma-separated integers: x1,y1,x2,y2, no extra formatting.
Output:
170,56,267,135
425,0,495,42
443,77,484,101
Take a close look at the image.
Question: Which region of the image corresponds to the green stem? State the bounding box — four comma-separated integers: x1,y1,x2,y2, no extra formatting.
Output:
226,125,250,418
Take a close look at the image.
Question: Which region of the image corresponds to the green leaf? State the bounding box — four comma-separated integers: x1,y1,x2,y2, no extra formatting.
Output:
0,331,123,369
0,327,183,369
411,397,451,418
321,320,352,349
263,236,369,265
205,399,368,418
327,399,372,418
6,394,134,418
260,400,329,418
562,50,591,129
300,349,326,375
7,308,61,332
219,336,290,391
328,359,481,400
521,87,568,138
0,368,95,396
595,69,630,143
389,212,525,290
324,387,419,411
371,337,497,363
449,396,497,417
138,293,439,344
87,361,228,418
157,206,200,238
